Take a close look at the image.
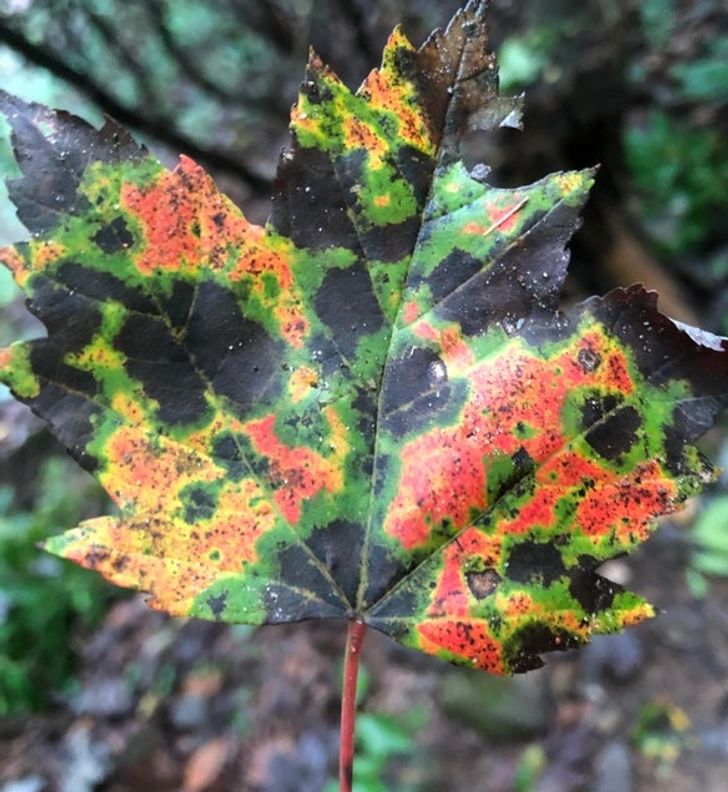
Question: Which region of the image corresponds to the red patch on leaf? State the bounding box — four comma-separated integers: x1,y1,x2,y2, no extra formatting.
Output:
243,414,342,524
419,619,505,673
428,528,502,617
384,331,635,549
576,460,677,542
122,156,249,276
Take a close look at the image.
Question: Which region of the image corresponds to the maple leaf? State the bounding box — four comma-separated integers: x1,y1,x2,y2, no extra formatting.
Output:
1,1,727,684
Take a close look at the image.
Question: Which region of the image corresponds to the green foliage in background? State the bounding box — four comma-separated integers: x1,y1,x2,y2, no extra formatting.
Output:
497,33,549,93
0,457,117,714
638,0,676,50
632,700,692,773
324,706,428,792
623,112,728,255
513,745,546,792
671,37,728,103
686,495,728,598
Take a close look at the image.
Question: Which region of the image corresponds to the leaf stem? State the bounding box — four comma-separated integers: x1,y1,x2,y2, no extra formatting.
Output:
339,618,367,792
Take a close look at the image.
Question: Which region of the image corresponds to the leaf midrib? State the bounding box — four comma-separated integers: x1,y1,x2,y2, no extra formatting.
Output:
355,15,485,610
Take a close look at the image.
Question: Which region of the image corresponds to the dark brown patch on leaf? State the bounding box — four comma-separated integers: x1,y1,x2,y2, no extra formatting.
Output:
577,346,601,373
466,568,501,599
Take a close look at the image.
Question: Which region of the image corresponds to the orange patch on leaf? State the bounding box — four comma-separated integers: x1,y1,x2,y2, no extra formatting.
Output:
418,619,505,673
439,325,476,371
81,423,279,603
485,198,526,234
229,224,294,291
0,246,29,286
0,347,11,370
31,240,65,269
410,322,475,370
428,528,502,618
290,103,323,140
288,366,319,403
227,227,308,348
495,489,564,536
402,300,420,324
576,461,678,543
359,31,434,155
122,156,252,276
101,426,219,513
412,319,438,344
274,301,310,349
200,481,276,567
324,406,349,457
539,450,608,489
54,516,237,618
619,602,654,627
110,393,147,425
384,429,488,550
243,414,344,525
343,117,387,166
504,591,535,616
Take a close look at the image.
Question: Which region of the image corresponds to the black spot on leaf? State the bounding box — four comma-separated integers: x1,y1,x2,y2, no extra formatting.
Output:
427,249,482,305
182,485,218,523
306,519,364,606
56,261,156,314
185,281,282,416
211,432,247,481
393,144,434,208
585,405,641,460
569,567,620,614
368,584,420,624
382,346,446,415
362,544,408,608
116,312,210,425
361,217,421,263
314,261,384,359
93,216,134,253
581,393,622,429
206,592,228,620
275,545,347,612
261,583,342,622
507,624,581,673
158,279,196,329
270,144,356,252
27,382,100,472
506,541,566,586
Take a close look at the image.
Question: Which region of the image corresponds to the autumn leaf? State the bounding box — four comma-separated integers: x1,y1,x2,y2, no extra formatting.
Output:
1,1,727,680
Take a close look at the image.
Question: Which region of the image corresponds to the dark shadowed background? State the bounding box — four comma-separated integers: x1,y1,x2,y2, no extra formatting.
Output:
0,1,727,790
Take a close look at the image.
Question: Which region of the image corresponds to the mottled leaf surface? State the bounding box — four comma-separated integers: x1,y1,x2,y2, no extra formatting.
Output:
2,2,727,674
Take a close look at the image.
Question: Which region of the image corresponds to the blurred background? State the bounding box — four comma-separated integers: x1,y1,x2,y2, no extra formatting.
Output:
0,0,727,790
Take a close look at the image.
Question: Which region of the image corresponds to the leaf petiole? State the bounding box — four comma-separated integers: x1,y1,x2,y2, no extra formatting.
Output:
340,619,367,792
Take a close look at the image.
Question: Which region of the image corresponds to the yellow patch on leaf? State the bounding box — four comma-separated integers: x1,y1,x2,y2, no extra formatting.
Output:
288,366,319,403
360,28,435,155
